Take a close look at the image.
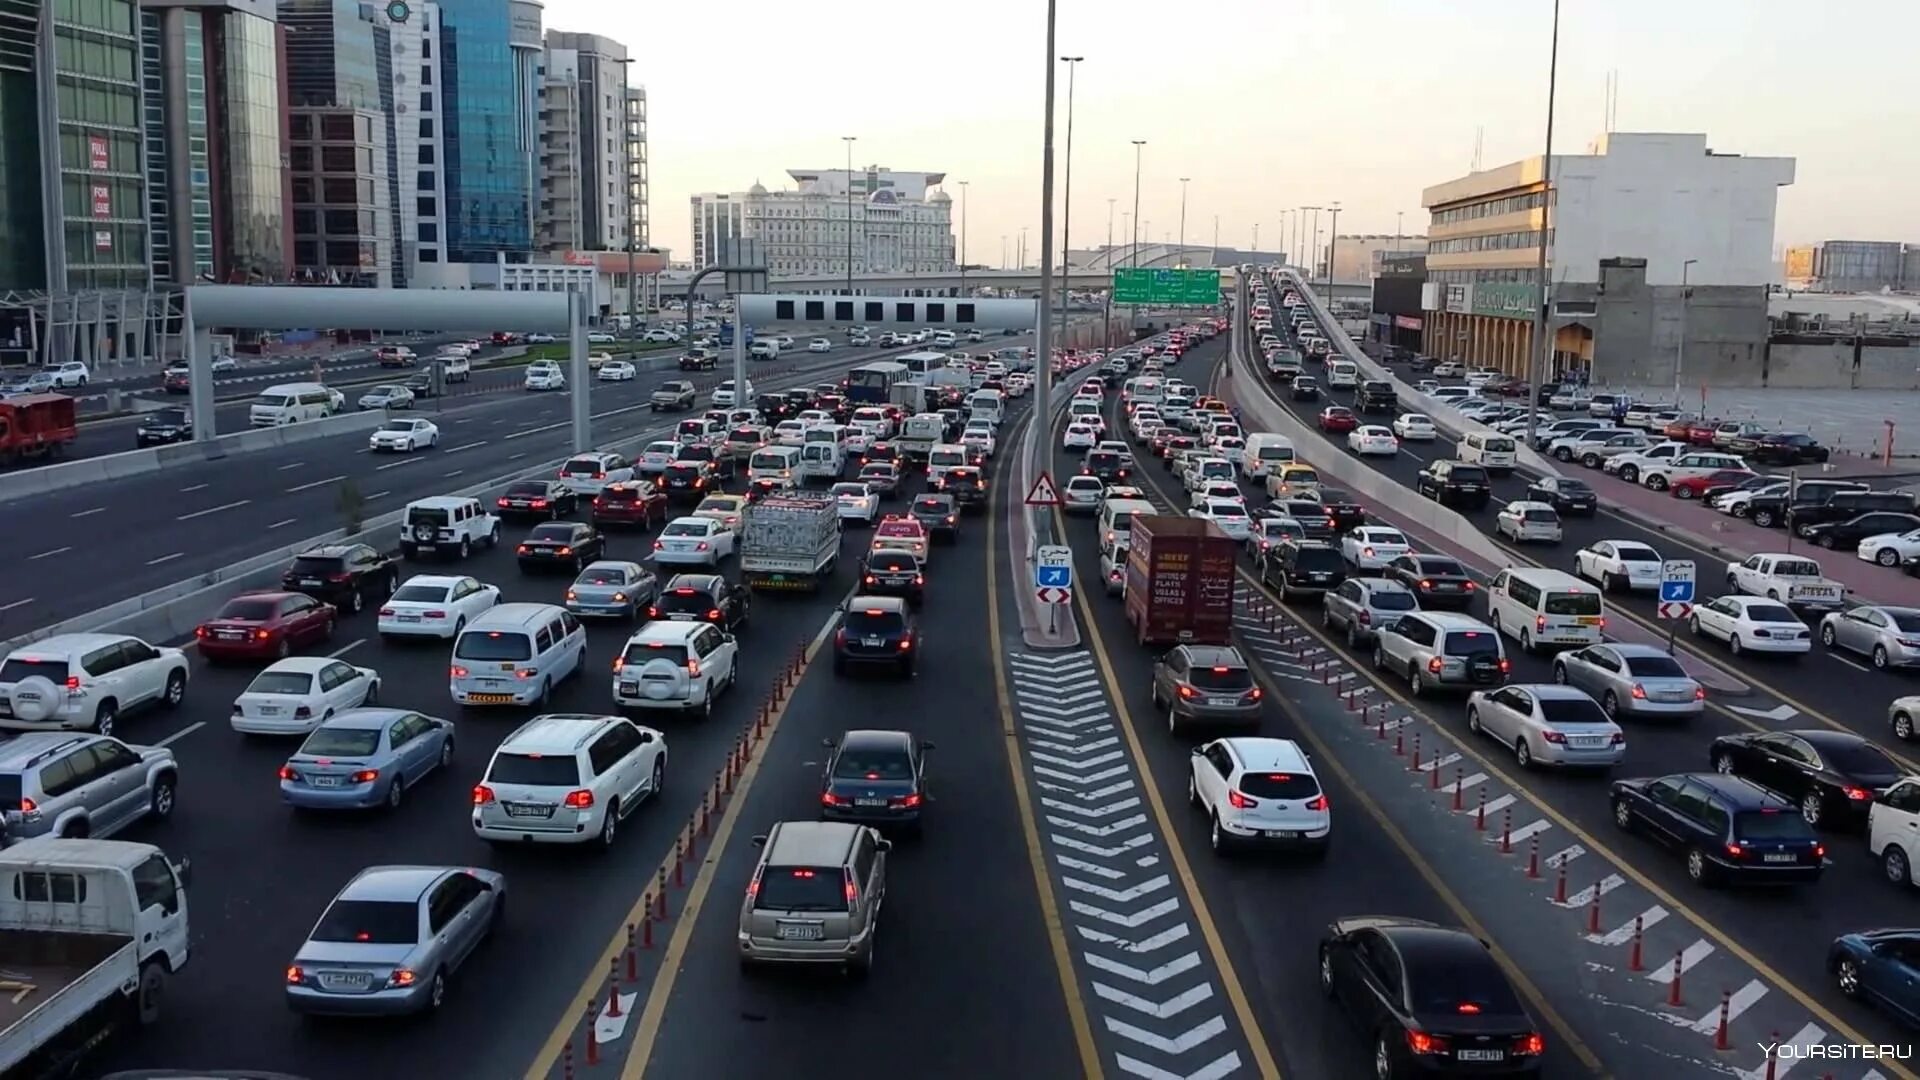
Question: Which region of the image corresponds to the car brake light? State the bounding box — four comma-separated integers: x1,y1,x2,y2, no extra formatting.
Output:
1535,615,1547,631
1418,579,1432,589
696,542,710,551
1226,789,1256,809
1845,786,1873,801
1427,657,1443,673
350,769,378,783
1177,685,1195,699
497,497,509,507
1724,842,1744,858
687,659,701,677
277,766,296,781
286,965,304,984
450,665,469,678
1305,794,1328,811
472,784,495,804
1498,657,1512,673
1514,1033,1545,1056
1542,730,1567,744
1630,683,1647,700
531,499,548,509
844,873,859,905
1406,1031,1449,1055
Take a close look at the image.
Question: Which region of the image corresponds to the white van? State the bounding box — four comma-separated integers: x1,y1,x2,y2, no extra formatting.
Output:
748,445,802,486
1485,568,1605,653
797,438,846,482
966,389,1005,427
448,602,587,707
1326,360,1359,389
1460,430,1519,475
1099,497,1155,557
249,382,335,428
927,443,970,485
1241,433,1296,480
1124,376,1166,410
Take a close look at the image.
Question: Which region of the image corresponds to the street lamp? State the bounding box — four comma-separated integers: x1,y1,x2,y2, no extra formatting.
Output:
1034,0,1063,509
1675,258,1698,398
958,180,969,295
1058,55,1083,350
842,136,857,297
1130,140,1146,270
1325,200,1341,298
1522,0,1562,450
1177,177,1190,267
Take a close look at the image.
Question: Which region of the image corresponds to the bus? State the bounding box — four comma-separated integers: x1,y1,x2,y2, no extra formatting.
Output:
893,350,949,379
719,322,754,347
845,360,909,404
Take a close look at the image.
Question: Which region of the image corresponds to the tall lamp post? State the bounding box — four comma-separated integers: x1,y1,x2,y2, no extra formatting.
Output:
1252,222,1260,253
1103,197,1116,343
1522,0,1561,450
1324,200,1341,298
1302,207,1321,277
1058,55,1083,350
1033,0,1063,509
1177,177,1190,267
842,136,857,298
1675,258,1697,398
958,180,969,295
1129,140,1146,271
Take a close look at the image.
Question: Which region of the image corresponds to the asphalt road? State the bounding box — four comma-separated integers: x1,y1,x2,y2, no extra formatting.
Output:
3,336,1027,635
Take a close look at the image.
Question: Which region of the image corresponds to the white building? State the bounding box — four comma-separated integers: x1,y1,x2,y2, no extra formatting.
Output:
379,0,448,280
537,31,634,255
687,166,955,276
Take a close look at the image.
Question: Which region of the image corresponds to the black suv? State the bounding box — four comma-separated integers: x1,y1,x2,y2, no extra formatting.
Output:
832,595,919,677
1357,380,1397,414
135,407,194,447
1526,475,1598,516
1385,554,1477,609
281,544,398,613
497,479,579,520
941,467,988,513
1743,479,1868,529
1316,489,1367,533
1259,540,1346,599
673,441,736,481
755,393,793,421
911,493,961,542
1084,449,1130,484
661,460,718,502
678,350,717,371
860,550,925,608
650,573,750,630
1744,432,1829,466
1290,376,1321,401
1786,489,1917,536
516,521,606,573
1415,460,1492,510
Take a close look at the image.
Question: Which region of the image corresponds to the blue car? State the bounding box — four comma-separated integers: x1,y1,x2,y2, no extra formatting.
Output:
1609,772,1826,886
1830,929,1920,1029
280,708,455,811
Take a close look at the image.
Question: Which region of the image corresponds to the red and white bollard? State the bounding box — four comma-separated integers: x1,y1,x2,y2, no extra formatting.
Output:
1667,952,1685,1007
1712,988,1731,1050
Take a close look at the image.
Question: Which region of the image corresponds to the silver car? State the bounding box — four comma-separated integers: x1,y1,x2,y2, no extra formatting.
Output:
565,560,657,621
286,865,506,1015
1466,684,1625,769
1321,577,1420,647
1552,643,1705,719
1820,605,1920,670
0,732,178,842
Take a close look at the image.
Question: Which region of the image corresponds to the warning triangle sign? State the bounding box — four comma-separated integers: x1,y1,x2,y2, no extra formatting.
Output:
1024,471,1061,507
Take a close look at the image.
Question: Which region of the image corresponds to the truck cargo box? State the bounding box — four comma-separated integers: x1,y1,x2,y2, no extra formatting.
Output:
1123,516,1236,647
739,492,842,591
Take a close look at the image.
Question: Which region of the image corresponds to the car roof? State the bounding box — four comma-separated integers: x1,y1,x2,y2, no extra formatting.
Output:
500,712,618,754
1181,644,1246,667
398,574,466,590
262,656,340,674
1382,923,1501,970
765,820,864,865
1668,772,1792,809
1417,611,1496,630
1222,736,1309,773
664,573,723,591
340,865,451,903
629,620,705,643
1791,729,1876,753
837,729,913,753
319,707,417,731
1516,683,1596,702
848,594,908,613
0,732,105,769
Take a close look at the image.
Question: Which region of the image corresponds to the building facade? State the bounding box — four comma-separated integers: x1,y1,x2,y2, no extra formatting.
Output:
686,167,955,277
287,105,393,285
379,0,446,277
688,190,742,269
1418,132,1794,383
624,83,644,247
1812,240,1908,293
436,0,529,260
535,31,627,254
1324,234,1425,286
1368,253,1426,353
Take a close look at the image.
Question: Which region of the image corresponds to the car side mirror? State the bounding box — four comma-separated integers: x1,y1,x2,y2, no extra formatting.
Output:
751,834,767,847
1190,745,1204,757
921,740,936,751
875,839,894,853
822,738,836,750
638,731,655,744
173,858,192,888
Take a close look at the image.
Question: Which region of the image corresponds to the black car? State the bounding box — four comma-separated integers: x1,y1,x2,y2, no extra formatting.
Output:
941,467,987,513
1084,449,1130,484
1609,772,1825,885
911,493,960,542
673,441,736,481
402,372,437,398
1707,730,1903,828
860,550,925,608
1356,380,1398,414
1788,490,1919,536
1415,460,1492,510
832,595,918,676
496,480,579,520
516,521,605,573
1291,376,1321,401
1319,916,1546,1078
783,388,814,413
649,573,750,630
818,728,932,834
660,461,718,502
1385,554,1478,610
1273,497,1338,541
1316,488,1367,533
280,544,398,613
1805,511,1920,551
1745,432,1830,466
135,408,194,447
1525,475,1597,516
1260,540,1346,599
755,393,793,421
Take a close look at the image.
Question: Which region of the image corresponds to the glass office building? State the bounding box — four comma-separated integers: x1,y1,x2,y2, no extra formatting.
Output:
438,0,528,260
0,1,45,291
52,0,150,291
218,9,287,279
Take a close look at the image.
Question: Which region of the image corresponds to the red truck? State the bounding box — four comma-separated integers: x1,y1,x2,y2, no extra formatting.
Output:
0,393,78,467
1123,515,1237,647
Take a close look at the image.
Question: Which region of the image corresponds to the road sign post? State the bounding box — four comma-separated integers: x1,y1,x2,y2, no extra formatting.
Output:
1024,472,1061,507
1659,559,1696,649
1036,544,1073,633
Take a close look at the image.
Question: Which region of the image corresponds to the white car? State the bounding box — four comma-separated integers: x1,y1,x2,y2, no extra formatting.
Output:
774,334,795,348
1062,422,1099,450
711,380,752,408
525,361,566,391
1638,452,1746,492
1858,528,1920,569
833,482,880,525
598,360,637,381
586,331,617,344
1711,480,1788,516
1193,480,1243,508
1870,777,1920,885
691,494,747,534
1391,413,1438,441
367,417,438,452
636,441,680,476
1211,435,1246,465
378,575,501,639
1062,475,1105,514
772,420,808,446
1573,540,1664,592
357,384,414,410
1347,425,1399,456
526,332,557,344
230,656,380,735
642,327,681,343
559,451,636,495
1341,526,1411,572
960,427,996,457
49,360,90,387
612,622,739,719
210,355,238,373
652,516,735,566
1187,737,1331,855
808,338,833,353
1495,501,1564,544
0,633,189,735
1689,595,1811,656
1190,498,1251,541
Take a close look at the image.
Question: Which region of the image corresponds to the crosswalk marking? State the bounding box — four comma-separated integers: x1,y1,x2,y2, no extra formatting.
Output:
1645,939,1716,984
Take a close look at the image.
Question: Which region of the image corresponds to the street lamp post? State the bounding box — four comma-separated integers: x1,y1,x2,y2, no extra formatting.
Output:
842,136,857,299
1177,177,1190,267
615,57,636,333
1059,55,1083,352
1675,258,1697,398
958,180,969,295
1252,222,1260,251
1034,0,1063,515
1103,197,1116,343
1523,0,1562,450
1325,201,1341,298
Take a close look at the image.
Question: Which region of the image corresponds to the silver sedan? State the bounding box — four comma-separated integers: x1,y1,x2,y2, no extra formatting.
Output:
1552,643,1705,719
286,865,505,1015
565,560,656,621
1820,605,1920,671
1466,683,1625,769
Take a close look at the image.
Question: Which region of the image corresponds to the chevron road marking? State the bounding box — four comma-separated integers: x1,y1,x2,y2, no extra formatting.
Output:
1069,896,1182,930
1042,796,1144,820
1415,752,1463,774
1443,771,1490,796
1050,831,1155,859
1019,689,1108,709
1039,779,1137,803
1046,812,1151,838
1015,669,1102,688
1494,819,1554,847
1115,1051,1243,1080
1644,938,1715,984
1009,652,1096,671
1104,1015,1229,1055
1590,905,1669,946
1545,843,1586,869
1031,735,1124,756
1083,950,1204,986
1076,923,1192,954
1023,723,1101,742
1092,982,1216,1021
1036,764,1132,785
1555,873,1626,909
1057,855,1131,881
1691,979,1767,1034
1032,749,1126,770
1021,701,1113,721
1026,713,1114,730
1061,874,1172,905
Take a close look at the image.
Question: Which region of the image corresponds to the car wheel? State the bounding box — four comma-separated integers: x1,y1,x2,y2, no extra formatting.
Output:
163,671,186,708
1619,464,1639,483
1408,669,1425,697
1753,508,1777,528
1187,771,1201,807
1686,847,1712,884
1514,738,1533,768
1372,645,1385,670
1601,690,1622,719
598,803,619,848
1318,947,1337,998
1676,486,1696,500
1612,798,1634,832
1729,635,1744,656
150,776,176,819
1877,547,1903,567
1167,701,1183,735
1520,627,1534,652
386,777,405,811
487,525,501,548
1554,448,1571,462
535,678,551,709
1897,712,1916,741
1582,453,1602,468
426,970,446,1011
1885,845,1912,888
1821,624,1837,646
1648,474,1668,491
347,588,364,614
136,962,167,1025
1874,645,1891,670
1837,957,1864,998
1209,813,1227,853
93,702,117,737
1802,791,1824,828
1373,1032,1396,1080
1466,707,1482,735
1689,614,1703,636
438,738,455,771
275,637,290,659
459,537,471,559
1346,623,1360,649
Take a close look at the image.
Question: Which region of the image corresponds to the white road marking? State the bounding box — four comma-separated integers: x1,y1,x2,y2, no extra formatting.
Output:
146,552,184,566
375,457,422,471
156,721,206,747
509,451,528,460
269,518,298,529
278,461,306,471
1829,652,1871,673
445,441,487,453
286,474,346,493
444,469,463,478
179,482,208,493
1589,904,1668,946
0,598,32,612
1739,1021,1824,1079
1502,819,1554,846
28,547,70,560
70,506,107,518
1544,843,1585,869
1644,938,1715,982
1690,978,1766,1034
367,490,390,500
176,499,250,520
328,638,366,657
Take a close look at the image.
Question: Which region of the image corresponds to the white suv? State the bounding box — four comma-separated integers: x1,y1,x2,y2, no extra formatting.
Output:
399,496,501,559
472,713,668,849
612,621,739,719
0,634,191,736
1187,736,1330,856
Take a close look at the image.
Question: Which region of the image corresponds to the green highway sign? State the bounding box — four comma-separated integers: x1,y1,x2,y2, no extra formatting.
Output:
1111,267,1221,306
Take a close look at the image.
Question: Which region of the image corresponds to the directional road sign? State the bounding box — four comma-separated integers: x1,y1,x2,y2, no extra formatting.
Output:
1657,601,1694,621
1659,560,1696,604
1110,267,1222,306
1036,544,1073,591
1036,587,1072,604
1024,471,1061,507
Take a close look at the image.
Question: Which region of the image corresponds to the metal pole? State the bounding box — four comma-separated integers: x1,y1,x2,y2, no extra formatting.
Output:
1395,210,1404,254
1524,0,1562,451
1104,197,1115,345
1178,177,1189,267
620,58,636,333
959,180,969,294
732,307,746,414
1675,259,1696,398
1058,56,1081,354
1325,202,1341,298
569,290,591,453
1033,0,1060,513
843,136,856,298
1130,139,1145,327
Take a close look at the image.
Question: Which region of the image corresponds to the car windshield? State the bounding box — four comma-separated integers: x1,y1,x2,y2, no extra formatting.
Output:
646,442,677,457
300,727,382,757
833,748,913,780
662,521,706,537
246,671,314,696
1614,545,1660,563
1371,590,1418,612
755,867,848,912
289,555,345,574
379,420,413,432
1539,697,1611,726
1406,955,1526,1016
1292,548,1344,573
1891,613,1920,633
1449,467,1489,483
1745,604,1799,624
455,631,533,662
833,484,868,497
218,598,280,621
1622,654,1687,678
310,899,419,944
504,482,550,498
1523,509,1560,523
1734,809,1815,841
843,610,906,634
1237,772,1320,799
391,583,454,605
486,752,583,786
1822,741,1898,776
577,567,628,586
0,657,69,684
1188,665,1252,690
527,524,575,542
868,553,917,573
1543,592,1602,616
1443,631,1501,658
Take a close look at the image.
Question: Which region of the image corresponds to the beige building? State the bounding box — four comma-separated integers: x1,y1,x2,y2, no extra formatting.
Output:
1322,235,1426,286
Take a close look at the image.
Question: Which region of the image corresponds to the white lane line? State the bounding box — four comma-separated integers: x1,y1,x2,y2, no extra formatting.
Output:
1444,772,1489,796
375,457,422,471
0,598,32,612
1829,652,1872,673
29,547,70,560
1740,1022,1825,1079
1544,843,1585,869
445,441,487,453
176,499,250,521
70,506,107,518
1476,793,1517,818
1415,751,1462,774
278,461,305,471
287,474,346,493
179,482,208,493
1643,937,1715,982
329,638,366,657
1690,978,1766,1034
156,721,206,747
509,451,528,460
269,518,298,529
146,552,184,566
367,490,390,500
444,469,463,478
1501,819,1554,847
1589,904,1668,946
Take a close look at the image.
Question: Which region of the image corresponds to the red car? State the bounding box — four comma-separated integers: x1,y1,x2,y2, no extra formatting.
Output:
1318,406,1359,434
1683,420,1719,446
194,590,337,661
591,480,668,528
1669,468,1756,500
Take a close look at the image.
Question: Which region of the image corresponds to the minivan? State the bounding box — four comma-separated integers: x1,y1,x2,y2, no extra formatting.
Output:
250,382,335,428
1098,498,1155,559
797,440,846,483
748,445,802,488
927,444,969,485
1460,430,1519,475
1486,568,1605,652
448,603,587,708
1240,434,1296,480
967,390,1005,427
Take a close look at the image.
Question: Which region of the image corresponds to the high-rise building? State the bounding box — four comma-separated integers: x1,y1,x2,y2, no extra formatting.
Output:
507,0,539,248
688,191,742,269
686,167,954,276
435,0,530,261
381,0,447,276
278,0,396,285
535,31,629,254
624,83,645,248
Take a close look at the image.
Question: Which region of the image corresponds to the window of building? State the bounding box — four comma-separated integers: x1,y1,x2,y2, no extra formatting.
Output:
420,38,430,58
289,146,312,171
419,91,433,111
418,222,437,242
289,114,311,139
417,144,434,165
418,117,433,138
417,196,436,217
419,64,431,85
320,145,357,173
416,171,434,190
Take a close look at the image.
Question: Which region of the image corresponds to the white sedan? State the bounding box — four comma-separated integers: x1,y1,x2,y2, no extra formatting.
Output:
1392,413,1437,440
1062,475,1105,514
1858,528,1920,569
641,328,681,343
833,482,880,525
378,575,501,639
1341,526,1411,571
357,384,414,410
597,360,637,381
653,516,735,566
808,338,833,353
1062,422,1099,450
960,428,996,457
1573,539,1664,591
231,656,381,735
524,363,566,390
1190,498,1252,541
1689,595,1811,656
1347,425,1399,456
367,417,439,452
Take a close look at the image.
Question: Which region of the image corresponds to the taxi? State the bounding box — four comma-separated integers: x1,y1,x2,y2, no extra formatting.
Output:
1267,463,1322,499
691,493,748,534
870,514,931,562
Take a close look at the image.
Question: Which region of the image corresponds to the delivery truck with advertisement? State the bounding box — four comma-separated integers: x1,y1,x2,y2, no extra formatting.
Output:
1123,516,1237,647
738,491,843,591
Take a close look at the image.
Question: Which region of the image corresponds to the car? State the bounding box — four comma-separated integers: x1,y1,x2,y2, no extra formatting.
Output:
652,515,736,566
47,359,90,387
818,728,932,834
1290,376,1321,401
357,384,415,411
691,494,747,535
1320,577,1419,647
1806,511,1920,552
938,467,988,513
598,360,637,381
1061,421,1099,450
1708,729,1903,828
555,560,654,623
1669,467,1759,501
651,380,698,411
870,515,931,562
0,732,178,841
1339,526,1411,574
1829,929,1920,1026
1608,772,1825,885
1494,500,1563,544
613,620,739,718
1248,515,1306,560
527,332,556,344
856,461,900,498
1055,474,1104,516
1818,605,1920,671
364,417,437,453
230,656,380,736
832,596,919,677
1524,475,1597,516
1346,425,1398,456
1371,611,1510,696
587,330,617,344
1746,432,1831,466
1571,539,1663,593
910,493,960,542
375,574,502,641
280,544,399,614
833,481,881,526
1318,916,1547,1077
1553,643,1704,720
515,521,605,574
1466,683,1624,769
135,407,194,446
1189,498,1251,541
1689,595,1810,656
858,550,924,608
807,337,833,353
524,361,566,391
278,708,456,811
678,350,718,372
590,481,668,530
737,819,889,974
1150,644,1263,734
285,865,507,1014
1317,406,1358,434
193,590,337,661
1414,460,1493,510
1187,736,1328,854
0,633,187,738
649,572,750,631
496,479,580,521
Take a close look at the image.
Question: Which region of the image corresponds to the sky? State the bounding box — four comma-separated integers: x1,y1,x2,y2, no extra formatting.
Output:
542,0,1920,265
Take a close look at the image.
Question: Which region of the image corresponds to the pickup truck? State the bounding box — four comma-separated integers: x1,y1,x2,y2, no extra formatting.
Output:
0,838,192,1080
650,380,697,412
739,491,842,591
1723,553,1846,610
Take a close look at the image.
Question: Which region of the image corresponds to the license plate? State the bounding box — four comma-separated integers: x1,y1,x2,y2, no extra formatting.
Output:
218,630,244,640
301,578,323,586
669,613,695,621
467,693,515,704
311,776,340,788
398,614,421,623
506,803,553,818
1209,697,1239,707
770,574,787,582
776,922,824,941
855,798,886,807
1457,1050,1504,1063
1576,616,1601,626
1571,736,1609,748
863,637,884,647
1264,830,1298,839
256,706,282,716
319,972,373,991
1763,852,1797,864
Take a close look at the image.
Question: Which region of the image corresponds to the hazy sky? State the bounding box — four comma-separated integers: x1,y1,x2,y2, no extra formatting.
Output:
543,0,1919,263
